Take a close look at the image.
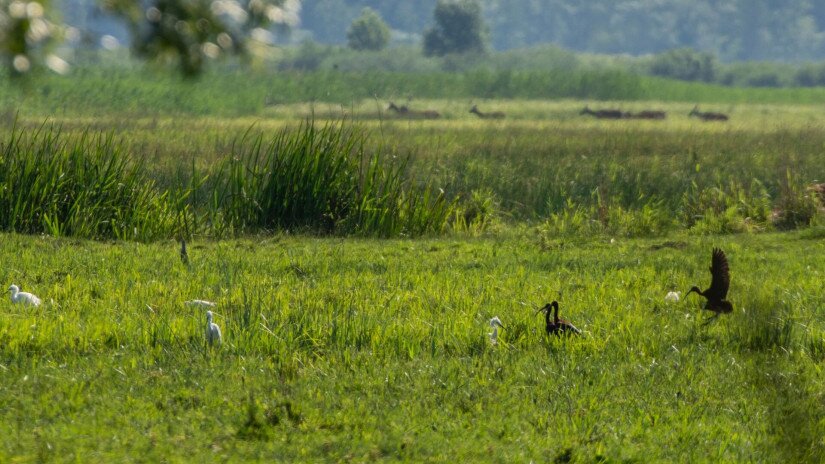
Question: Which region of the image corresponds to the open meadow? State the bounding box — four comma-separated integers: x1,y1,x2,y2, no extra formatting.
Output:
2,82,825,461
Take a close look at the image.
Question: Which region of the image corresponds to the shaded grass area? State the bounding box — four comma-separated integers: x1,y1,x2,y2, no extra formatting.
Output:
5,68,825,119
0,231,822,461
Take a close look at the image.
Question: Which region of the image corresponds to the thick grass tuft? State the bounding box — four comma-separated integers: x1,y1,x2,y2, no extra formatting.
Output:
198,121,455,237
0,123,180,241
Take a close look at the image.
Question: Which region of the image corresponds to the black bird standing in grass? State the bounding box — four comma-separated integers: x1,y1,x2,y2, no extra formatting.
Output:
537,301,581,336
687,248,733,324
180,238,189,265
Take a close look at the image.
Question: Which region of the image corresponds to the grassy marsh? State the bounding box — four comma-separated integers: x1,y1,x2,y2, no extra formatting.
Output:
2,76,825,460
0,231,823,461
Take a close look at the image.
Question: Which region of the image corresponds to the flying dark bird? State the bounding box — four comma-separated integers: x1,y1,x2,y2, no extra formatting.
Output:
686,248,733,324
180,238,189,265
536,301,581,336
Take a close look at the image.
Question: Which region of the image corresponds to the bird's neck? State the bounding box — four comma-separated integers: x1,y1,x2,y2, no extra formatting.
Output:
688,286,704,297
553,305,560,324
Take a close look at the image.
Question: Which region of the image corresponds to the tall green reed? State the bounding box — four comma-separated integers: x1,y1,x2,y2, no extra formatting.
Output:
0,123,180,241
198,121,454,237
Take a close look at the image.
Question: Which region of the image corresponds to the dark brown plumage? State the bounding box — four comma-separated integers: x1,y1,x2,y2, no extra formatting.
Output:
687,248,733,323
537,301,581,336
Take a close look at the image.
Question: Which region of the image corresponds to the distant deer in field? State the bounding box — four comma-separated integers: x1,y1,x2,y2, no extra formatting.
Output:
689,105,729,121
628,110,667,120
387,102,440,119
580,106,628,119
469,104,505,119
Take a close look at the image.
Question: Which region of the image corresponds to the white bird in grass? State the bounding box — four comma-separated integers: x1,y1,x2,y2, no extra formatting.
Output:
665,291,681,303
206,310,222,346
488,316,505,346
8,284,41,307
185,299,217,309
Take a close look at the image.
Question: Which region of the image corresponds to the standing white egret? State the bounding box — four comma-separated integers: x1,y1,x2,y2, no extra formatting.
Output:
489,316,504,346
206,310,222,346
8,284,41,307
665,291,681,303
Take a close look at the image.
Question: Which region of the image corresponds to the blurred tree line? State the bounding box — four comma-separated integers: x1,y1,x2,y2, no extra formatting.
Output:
9,0,825,87
301,0,825,62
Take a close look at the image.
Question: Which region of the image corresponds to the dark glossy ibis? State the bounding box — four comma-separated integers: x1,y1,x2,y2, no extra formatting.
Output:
537,301,581,336
687,248,733,324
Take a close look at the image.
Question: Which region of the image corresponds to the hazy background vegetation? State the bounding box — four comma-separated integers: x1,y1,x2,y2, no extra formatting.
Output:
64,0,825,61
38,0,825,89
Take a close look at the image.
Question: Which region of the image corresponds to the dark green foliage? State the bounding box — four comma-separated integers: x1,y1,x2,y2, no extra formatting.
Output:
0,0,57,78
423,0,486,57
0,122,454,240
100,0,282,77
346,8,391,52
0,124,179,240
649,48,718,83
793,63,825,87
209,122,453,237
212,122,361,234
102,0,227,77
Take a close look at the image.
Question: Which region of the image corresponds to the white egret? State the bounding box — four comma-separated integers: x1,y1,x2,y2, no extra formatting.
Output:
185,299,217,308
8,284,41,307
206,310,222,346
665,291,681,303
489,316,504,346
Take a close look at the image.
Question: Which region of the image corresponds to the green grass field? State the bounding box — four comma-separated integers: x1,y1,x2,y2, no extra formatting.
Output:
1,231,824,461
2,82,825,461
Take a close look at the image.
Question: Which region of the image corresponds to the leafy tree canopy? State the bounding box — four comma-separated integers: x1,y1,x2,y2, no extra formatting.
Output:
346,7,389,51
423,0,486,57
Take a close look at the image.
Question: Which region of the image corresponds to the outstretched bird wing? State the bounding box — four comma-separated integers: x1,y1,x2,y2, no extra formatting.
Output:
706,248,730,300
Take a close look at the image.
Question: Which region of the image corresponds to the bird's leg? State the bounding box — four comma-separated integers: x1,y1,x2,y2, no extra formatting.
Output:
701,313,720,326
